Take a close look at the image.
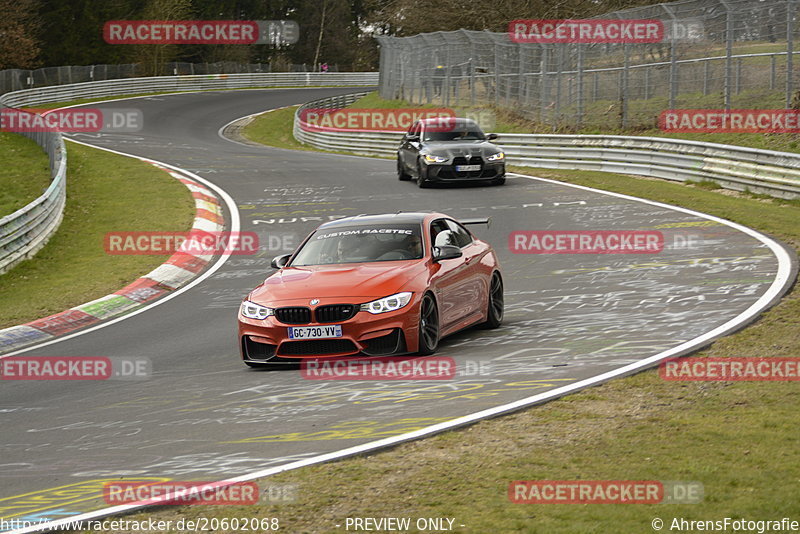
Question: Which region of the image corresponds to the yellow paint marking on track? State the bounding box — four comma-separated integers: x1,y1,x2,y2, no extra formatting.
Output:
224,417,452,444
0,478,170,519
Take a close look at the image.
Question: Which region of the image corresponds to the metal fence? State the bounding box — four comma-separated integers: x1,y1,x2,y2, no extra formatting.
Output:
377,0,800,130
0,62,342,96
293,92,800,199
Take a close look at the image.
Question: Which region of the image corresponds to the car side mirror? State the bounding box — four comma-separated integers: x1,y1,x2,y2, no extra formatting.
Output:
432,245,462,262
486,133,498,141
271,253,291,269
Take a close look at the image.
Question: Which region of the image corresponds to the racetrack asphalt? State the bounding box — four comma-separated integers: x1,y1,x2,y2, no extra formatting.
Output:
0,87,795,527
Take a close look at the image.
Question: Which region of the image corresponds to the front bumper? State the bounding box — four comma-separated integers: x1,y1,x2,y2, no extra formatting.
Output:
238,298,420,364
422,160,505,181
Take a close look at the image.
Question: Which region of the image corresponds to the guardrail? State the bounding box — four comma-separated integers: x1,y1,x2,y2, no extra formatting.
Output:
0,125,67,275
294,93,800,199
0,73,377,276
1,72,379,108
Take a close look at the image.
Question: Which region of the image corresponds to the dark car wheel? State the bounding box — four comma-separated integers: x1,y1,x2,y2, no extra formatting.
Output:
482,272,504,328
417,293,439,355
397,156,411,180
416,159,431,188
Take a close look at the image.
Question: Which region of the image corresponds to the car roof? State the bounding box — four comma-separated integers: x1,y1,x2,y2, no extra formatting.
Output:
317,212,444,229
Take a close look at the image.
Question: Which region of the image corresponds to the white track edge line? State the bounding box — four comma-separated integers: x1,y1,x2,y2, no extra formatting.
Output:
8,166,796,534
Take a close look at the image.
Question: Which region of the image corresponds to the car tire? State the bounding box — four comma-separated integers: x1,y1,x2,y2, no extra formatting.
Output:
416,159,431,188
397,156,411,181
417,293,439,355
482,272,504,328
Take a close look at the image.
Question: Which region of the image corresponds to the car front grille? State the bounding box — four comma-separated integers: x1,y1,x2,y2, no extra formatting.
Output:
279,339,358,356
452,155,483,166
315,304,357,323
275,307,311,324
441,155,498,179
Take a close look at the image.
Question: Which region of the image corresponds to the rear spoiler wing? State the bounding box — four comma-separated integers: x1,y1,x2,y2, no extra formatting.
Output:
459,217,491,228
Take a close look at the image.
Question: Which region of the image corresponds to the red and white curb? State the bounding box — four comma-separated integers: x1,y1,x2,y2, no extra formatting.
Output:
0,163,224,354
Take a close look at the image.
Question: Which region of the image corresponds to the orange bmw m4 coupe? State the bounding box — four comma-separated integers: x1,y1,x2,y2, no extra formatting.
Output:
237,212,503,367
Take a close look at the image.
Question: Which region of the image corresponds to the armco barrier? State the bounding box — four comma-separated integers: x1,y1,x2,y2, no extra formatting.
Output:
1,72,378,108
0,124,67,275
293,93,800,199
0,73,377,275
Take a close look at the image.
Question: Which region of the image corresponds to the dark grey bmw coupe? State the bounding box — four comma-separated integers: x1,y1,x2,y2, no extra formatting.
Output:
397,117,506,188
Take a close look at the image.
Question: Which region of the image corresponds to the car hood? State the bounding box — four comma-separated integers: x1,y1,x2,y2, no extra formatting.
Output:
422,140,502,158
249,261,427,304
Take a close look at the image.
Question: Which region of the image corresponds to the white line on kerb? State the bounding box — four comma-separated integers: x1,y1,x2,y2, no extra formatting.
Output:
0,139,241,359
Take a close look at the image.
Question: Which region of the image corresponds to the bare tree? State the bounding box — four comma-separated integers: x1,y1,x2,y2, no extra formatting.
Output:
131,0,193,76
0,0,42,69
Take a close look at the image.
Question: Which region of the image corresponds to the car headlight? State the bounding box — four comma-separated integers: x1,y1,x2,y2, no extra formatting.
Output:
423,154,448,164
360,292,413,314
487,151,505,161
240,300,274,320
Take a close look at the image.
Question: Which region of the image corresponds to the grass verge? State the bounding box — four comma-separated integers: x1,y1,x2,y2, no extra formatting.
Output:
0,132,51,218
0,140,195,329
94,95,800,533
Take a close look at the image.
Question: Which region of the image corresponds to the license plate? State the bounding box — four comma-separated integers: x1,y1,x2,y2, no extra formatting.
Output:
455,164,481,172
288,325,342,339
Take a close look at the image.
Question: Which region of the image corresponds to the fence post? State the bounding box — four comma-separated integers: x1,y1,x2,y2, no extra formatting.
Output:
622,43,630,128
703,61,710,95
540,47,548,123
735,58,742,94
787,0,795,108
722,0,733,110
577,44,584,127
555,45,562,128
494,44,500,107
770,54,776,90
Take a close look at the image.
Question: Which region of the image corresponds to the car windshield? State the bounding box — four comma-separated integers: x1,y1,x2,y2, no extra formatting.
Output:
424,127,485,142
290,224,424,266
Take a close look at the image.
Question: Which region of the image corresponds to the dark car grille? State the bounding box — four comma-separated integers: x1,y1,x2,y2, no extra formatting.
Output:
275,307,311,324
438,155,500,179
452,155,483,166
279,339,358,356
315,304,357,323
